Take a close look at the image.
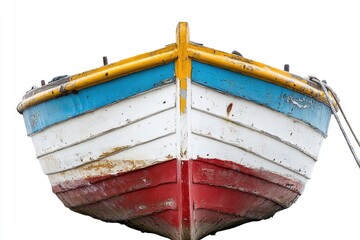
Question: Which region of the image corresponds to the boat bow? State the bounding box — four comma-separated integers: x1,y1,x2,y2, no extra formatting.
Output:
17,22,337,240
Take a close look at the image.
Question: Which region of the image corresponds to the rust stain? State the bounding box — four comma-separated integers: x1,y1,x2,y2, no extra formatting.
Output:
226,103,233,116
56,159,160,184
82,160,117,172
119,159,160,173
99,145,130,159
121,160,139,172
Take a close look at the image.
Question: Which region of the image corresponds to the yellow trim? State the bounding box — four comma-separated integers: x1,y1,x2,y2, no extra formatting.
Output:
175,22,191,114
187,43,335,106
17,44,178,112
18,22,336,112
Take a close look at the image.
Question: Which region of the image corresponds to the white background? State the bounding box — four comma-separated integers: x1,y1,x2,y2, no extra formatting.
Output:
1,0,360,239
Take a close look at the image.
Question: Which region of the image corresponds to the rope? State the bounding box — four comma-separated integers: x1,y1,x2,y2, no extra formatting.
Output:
329,88,360,148
314,77,360,168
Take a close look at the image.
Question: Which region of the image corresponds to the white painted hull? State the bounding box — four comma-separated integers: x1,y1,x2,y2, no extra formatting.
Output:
30,82,324,193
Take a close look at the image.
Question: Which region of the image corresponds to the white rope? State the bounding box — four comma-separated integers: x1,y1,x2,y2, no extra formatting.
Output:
314,77,360,168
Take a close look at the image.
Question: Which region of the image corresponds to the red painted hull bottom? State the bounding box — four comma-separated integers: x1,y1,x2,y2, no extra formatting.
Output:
53,159,303,240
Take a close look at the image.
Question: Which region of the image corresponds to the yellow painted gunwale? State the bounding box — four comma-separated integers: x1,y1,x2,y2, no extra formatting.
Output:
17,22,335,113
187,43,328,103
17,44,178,112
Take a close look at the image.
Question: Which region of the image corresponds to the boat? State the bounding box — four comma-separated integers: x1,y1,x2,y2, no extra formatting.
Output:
17,22,336,239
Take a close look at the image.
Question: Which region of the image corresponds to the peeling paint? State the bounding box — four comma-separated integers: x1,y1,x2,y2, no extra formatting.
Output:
286,96,313,109
82,160,117,172
119,160,155,173
153,77,175,88
161,198,175,207
138,205,147,210
30,111,40,128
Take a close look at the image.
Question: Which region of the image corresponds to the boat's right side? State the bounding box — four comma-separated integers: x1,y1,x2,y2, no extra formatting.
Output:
184,43,333,239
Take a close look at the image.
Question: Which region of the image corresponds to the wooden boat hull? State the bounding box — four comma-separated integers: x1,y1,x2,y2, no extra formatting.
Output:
54,158,301,239
18,23,333,239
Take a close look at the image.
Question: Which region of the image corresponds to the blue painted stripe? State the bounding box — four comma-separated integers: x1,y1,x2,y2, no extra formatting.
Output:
191,61,331,135
24,62,175,135
24,60,331,136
